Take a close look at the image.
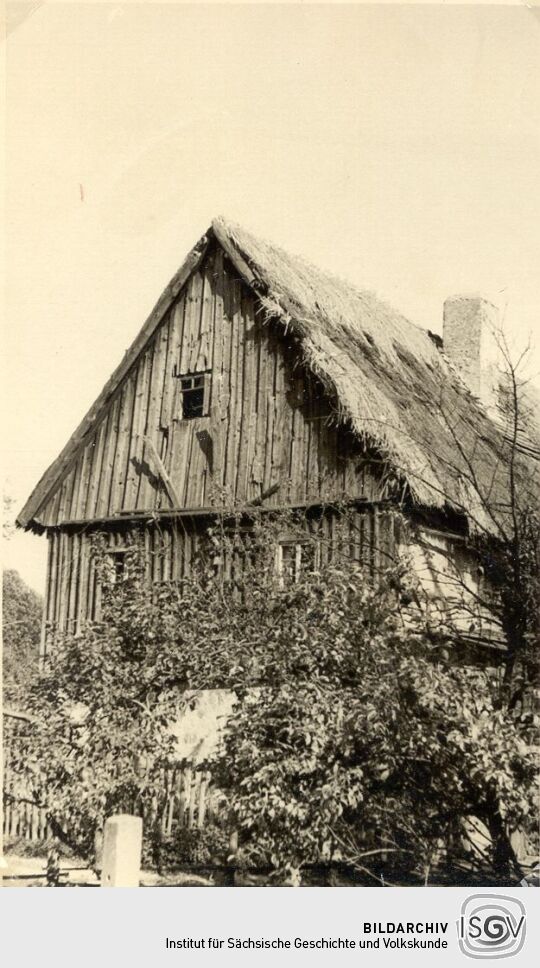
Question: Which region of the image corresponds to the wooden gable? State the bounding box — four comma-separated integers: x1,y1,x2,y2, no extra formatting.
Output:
26,239,389,529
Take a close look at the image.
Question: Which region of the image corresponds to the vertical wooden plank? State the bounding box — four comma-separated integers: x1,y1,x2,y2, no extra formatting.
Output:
146,526,155,581
372,506,380,580
53,530,65,629
179,271,203,375
305,380,318,501
262,332,278,495
30,802,39,842
40,534,54,661
175,767,186,828
197,773,209,829
188,772,198,828
183,765,193,828
40,488,60,528
388,511,397,565
84,417,108,519
91,546,102,622
58,467,77,524
76,533,88,627
67,532,81,631
52,529,62,628
120,354,150,512
164,523,174,581
53,472,70,525
307,420,321,505
250,314,266,494
211,247,227,477
110,373,137,514
219,265,237,496
103,393,123,516
9,791,18,837
56,532,70,631
263,393,275,493
237,287,257,502
138,317,171,510
158,526,167,582
95,398,120,517
188,267,206,373
90,410,111,519
187,421,205,507
300,378,312,502
47,531,59,629
132,346,156,511
160,294,186,433
230,276,245,501
318,414,333,500
195,255,214,373
85,548,95,621
141,525,150,581
167,290,199,502
173,519,182,579
73,437,95,521
288,365,305,503
172,421,192,506
268,340,287,504
157,308,176,432
193,259,218,504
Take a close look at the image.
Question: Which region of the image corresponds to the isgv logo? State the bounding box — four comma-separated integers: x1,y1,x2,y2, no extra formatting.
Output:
457,895,526,960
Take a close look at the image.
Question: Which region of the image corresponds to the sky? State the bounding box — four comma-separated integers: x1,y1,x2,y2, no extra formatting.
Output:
3,1,540,593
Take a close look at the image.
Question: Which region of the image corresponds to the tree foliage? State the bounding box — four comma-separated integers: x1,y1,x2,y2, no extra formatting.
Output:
18,511,537,882
2,569,42,704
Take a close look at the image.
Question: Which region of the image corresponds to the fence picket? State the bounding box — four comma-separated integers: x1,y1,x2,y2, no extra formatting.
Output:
4,714,214,844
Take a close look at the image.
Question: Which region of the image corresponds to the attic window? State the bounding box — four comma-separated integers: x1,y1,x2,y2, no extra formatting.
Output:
175,371,210,420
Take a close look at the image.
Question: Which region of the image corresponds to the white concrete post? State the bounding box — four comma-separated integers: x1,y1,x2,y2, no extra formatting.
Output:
100,814,143,887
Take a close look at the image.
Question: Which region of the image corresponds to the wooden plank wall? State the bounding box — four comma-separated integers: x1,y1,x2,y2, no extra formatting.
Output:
43,506,396,636
35,241,387,528
43,520,202,635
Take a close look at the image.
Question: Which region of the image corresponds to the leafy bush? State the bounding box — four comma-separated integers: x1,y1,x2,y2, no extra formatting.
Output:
3,569,42,704
17,509,538,882
148,823,231,871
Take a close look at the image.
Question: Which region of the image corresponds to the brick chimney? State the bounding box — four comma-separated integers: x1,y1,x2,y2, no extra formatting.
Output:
442,295,500,406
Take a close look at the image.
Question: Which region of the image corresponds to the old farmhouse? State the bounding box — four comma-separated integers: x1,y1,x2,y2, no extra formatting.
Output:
18,218,528,657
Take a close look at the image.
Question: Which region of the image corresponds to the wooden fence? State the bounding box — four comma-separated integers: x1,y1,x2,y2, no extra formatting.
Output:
3,773,50,842
3,709,48,841
153,766,214,834
127,766,216,837
3,712,215,843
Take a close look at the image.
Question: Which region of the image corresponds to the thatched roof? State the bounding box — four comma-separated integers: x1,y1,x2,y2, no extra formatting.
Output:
214,218,535,533
495,376,540,464
18,217,536,533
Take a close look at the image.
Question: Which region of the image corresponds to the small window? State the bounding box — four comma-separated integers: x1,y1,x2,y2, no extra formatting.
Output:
105,549,127,584
275,539,317,586
176,371,210,420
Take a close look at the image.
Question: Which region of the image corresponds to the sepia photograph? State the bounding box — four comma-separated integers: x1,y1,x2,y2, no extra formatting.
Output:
2,0,539,903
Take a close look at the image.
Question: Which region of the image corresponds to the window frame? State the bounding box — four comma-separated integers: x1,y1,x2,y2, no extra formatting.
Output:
173,368,211,420
103,548,128,585
275,536,318,587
